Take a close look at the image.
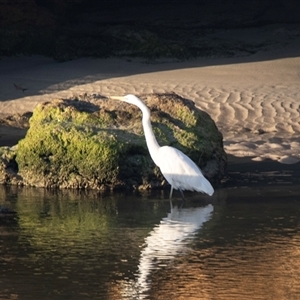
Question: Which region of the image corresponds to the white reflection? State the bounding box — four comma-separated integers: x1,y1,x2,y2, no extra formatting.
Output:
135,203,213,298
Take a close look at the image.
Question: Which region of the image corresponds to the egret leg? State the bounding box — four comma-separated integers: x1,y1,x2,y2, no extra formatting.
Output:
169,198,173,210
169,186,174,199
179,189,185,202
169,187,174,210
178,189,186,208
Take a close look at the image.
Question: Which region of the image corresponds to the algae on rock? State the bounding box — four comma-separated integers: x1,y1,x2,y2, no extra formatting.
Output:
16,99,122,189
13,93,226,190
0,145,22,185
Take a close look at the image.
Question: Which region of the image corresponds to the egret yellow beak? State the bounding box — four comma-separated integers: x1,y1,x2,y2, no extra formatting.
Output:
110,96,125,101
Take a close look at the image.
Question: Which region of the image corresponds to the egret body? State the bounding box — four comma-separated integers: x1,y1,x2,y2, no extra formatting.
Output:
111,94,214,198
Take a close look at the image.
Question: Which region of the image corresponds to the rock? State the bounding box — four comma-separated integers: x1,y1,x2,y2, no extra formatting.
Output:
0,146,23,186
1,93,226,190
0,112,32,129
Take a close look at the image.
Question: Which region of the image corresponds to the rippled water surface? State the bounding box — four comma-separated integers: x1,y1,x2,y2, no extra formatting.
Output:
1,184,300,300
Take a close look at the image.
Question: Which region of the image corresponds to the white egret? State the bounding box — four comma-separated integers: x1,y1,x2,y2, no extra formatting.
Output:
111,94,214,199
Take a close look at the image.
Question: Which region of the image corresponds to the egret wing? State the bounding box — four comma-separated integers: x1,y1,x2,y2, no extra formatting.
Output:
157,146,214,195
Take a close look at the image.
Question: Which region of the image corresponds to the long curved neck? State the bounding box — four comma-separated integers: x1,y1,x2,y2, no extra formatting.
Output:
137,102,161,166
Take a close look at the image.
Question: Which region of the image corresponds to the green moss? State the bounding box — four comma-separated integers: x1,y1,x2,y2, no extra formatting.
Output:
0,146,17,161
149,104,220,163
176,107,198,127
16,100,125,189
17,124,121,187
29,102,110,128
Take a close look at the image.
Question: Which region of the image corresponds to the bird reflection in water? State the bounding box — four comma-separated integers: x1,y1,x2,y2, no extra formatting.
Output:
121,203,213,299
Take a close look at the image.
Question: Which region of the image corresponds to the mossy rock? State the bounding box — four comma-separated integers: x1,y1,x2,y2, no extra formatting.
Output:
0,146,22,186
12,93,226,190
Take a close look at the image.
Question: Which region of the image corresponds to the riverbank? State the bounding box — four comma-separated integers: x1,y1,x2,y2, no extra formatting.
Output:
1,23,300,185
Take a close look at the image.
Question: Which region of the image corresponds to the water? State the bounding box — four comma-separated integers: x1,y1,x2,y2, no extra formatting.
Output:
1,184,300,300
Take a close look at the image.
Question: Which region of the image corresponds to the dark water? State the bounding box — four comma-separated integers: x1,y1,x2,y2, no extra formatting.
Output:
1,184,300,300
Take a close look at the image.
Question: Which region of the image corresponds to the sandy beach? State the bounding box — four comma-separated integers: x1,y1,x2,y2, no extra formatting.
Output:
1,26,300,169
